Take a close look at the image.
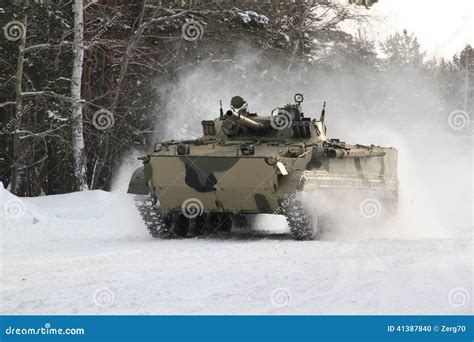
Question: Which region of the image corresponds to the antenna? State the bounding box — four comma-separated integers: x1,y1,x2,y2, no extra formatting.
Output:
320,101,326,122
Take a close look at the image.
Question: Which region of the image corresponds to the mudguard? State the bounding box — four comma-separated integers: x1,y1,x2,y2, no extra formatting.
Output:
127,166,150,195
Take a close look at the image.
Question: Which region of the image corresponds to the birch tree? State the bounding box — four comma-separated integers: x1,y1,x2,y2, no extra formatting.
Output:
9,10,28,194
71,0,88,190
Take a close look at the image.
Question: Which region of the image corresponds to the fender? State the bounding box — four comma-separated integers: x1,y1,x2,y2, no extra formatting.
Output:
127,163,152,195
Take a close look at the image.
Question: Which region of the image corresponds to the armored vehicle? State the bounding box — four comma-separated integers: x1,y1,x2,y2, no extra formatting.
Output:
128,94,398,240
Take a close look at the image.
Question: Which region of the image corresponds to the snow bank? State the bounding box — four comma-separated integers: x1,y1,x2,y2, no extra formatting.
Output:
0,184,48,227
0,186,147,242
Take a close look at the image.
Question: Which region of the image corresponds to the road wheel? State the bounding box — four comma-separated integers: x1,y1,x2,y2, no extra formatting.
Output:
170,213,190,238
203,213,233,235
188,215,205,237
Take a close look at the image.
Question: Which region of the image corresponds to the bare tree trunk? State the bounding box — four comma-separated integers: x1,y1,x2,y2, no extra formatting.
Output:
287,3,311,72
10,10,28,195
465,52,469,111
71,0,88,190
91,3,146,189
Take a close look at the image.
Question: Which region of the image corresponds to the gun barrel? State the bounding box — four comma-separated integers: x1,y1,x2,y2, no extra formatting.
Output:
326,147,386,159
225,110,265,131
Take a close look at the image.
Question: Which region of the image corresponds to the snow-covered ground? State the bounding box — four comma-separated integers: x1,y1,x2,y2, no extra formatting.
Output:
0,186,472,315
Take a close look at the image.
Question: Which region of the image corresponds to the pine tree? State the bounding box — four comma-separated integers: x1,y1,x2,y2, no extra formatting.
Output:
453,45,474,112
380,30,425,72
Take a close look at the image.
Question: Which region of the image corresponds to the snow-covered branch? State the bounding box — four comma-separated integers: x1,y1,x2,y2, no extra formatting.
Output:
22,91,73,102
0,101,16,108
22,41,73,54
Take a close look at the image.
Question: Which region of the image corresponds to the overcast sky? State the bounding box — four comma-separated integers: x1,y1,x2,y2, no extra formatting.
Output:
369,0,474,59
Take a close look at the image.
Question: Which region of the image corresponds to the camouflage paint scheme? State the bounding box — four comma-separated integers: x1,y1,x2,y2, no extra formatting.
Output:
128,97,398,214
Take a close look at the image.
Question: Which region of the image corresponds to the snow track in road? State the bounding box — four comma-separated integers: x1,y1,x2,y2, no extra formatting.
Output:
0,187,472,314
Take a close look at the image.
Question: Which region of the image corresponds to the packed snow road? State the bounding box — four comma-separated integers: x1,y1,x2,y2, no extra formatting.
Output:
0,188,472,315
